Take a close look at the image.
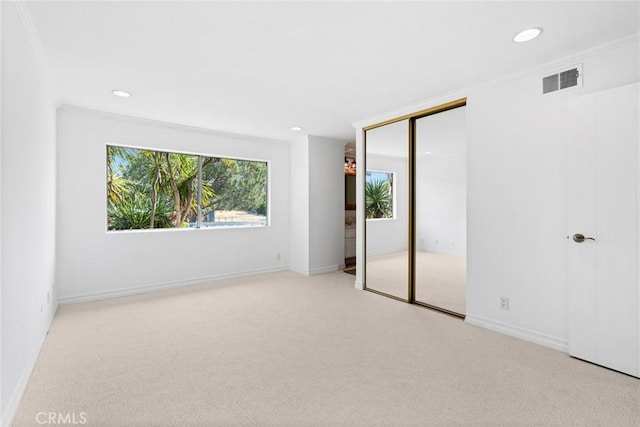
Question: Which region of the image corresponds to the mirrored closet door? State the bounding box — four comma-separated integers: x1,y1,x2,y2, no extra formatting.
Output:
414,107,467,316
364,119,409,300
363,99,467,316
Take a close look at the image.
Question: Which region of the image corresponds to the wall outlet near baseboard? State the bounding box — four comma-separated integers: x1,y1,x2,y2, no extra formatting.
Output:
276,253,281,261
500,297,509,310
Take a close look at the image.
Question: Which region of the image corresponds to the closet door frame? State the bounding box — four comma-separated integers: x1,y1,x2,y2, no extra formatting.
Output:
363,97,467,316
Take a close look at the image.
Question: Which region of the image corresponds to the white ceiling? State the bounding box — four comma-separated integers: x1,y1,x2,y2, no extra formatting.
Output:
26,1,639,142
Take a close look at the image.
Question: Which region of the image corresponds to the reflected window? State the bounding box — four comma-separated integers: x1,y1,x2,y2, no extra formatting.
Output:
365,170,394,219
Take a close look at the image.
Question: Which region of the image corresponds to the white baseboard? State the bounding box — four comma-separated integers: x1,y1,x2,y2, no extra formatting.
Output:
58,266,288,304
465,314,569,353
289,265,340,276
2,301,58,427
288,266,309,276
308,265,339,276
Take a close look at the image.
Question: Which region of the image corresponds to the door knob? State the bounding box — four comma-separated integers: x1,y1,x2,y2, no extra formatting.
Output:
573,233,595,243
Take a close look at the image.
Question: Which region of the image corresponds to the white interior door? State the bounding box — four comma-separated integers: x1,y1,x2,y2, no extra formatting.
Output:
568,82,639,378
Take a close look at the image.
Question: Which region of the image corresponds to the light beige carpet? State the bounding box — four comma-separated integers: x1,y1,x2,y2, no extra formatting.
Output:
13,271,640,426
366,251,466,315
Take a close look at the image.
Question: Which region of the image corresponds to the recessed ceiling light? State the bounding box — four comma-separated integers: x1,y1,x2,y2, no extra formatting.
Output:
425,151,432,155
291,126,303,131
112,90,131,98
513,27,543,43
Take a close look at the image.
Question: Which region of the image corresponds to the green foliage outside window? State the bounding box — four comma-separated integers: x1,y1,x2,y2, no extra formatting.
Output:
107,146,267,231
365,171,394,219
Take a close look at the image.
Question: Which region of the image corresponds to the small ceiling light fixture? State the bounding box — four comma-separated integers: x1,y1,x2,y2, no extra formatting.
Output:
112,89,132,98
425,151,432,155
513,27,543,43
291,126,303,131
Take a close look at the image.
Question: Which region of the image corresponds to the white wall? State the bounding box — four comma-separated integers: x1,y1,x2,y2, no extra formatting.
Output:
466,38,639,350
290,135,345,275
289,135,310,274
56,107,291,302
416,153,466,256
308,136,345,274
1,2,57,424
356,34,640,351
365,154,408,256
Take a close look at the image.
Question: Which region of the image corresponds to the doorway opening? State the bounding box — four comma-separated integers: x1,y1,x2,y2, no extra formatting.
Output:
344,142,356,274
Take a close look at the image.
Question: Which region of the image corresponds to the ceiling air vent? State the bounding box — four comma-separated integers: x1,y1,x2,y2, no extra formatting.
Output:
542,64,582,94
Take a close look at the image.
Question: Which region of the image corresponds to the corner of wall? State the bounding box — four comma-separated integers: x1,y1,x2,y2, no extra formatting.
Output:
0,303,57,427
354,128,365,291
13,1,49,79
1,2,57,425
289,135,310,275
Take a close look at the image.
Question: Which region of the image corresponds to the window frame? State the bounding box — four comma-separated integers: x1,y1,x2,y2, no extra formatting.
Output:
105,143,271,233
365,169,396,221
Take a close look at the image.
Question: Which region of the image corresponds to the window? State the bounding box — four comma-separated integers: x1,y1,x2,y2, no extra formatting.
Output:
365,170,394,219
106,146,267,231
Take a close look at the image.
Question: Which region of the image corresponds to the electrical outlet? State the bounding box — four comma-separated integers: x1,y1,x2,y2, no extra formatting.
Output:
276,253,281,261
500,297,509,310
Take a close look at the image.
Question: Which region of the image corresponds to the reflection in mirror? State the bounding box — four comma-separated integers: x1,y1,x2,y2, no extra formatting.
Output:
365,119,409,300
415,107,467,314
